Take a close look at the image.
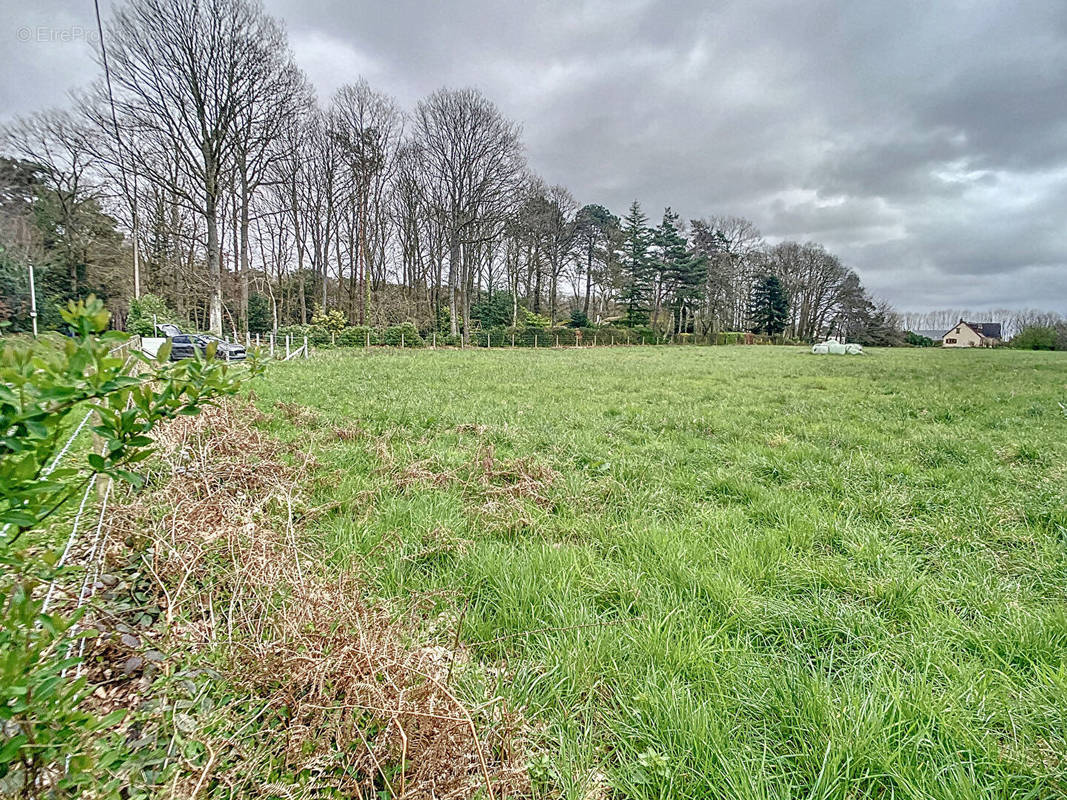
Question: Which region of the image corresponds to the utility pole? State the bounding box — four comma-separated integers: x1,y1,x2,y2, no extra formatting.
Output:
27,259,38,337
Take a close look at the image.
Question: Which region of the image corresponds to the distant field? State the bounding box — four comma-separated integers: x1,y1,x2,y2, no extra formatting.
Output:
253,346,1067,799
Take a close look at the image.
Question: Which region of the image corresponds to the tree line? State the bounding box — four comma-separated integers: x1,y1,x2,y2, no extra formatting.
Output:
898,309,1064,341
0,0,942,346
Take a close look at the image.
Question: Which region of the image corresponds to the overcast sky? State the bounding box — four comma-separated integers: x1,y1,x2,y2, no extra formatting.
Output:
3,0,1065,312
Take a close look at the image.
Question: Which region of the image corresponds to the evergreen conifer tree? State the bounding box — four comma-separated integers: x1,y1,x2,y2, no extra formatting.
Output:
619,200,653,326
654,208,706,333
748,274,789,335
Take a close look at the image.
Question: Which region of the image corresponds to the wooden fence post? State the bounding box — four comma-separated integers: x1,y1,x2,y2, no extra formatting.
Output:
432,331,436,348
534,334,538,348
304,336,309,359
487,332,490,348
269,333,275,358
555,334,560,348
285,335,290,359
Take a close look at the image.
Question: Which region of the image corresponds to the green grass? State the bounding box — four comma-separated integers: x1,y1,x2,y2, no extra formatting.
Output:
251,345,1067,799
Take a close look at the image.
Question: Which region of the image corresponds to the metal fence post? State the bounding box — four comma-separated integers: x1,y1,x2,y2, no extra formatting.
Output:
487,332,490,348
366,329,370,348
270,333,275,358
286,335,291,359
401,331,405,348
304,336,309,359
555,334,560,348
534,334,538,348
432,331,437,348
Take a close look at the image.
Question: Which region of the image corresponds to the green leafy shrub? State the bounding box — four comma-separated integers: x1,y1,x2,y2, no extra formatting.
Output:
310,307,347,336
1012,326,1059,350
277,323,330,347
338,325,377,346
383,322,424,347
275,323,310,339
519,308,551,329
471,292,514,329
247,293,272,334
126,293,187,337
569,309,590,328
0,296,258,797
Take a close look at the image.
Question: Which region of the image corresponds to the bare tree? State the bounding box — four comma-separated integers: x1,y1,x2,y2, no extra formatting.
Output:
1,110,105,295
412,88,525,341
690,216,763,333
330,80,404,324
232,38,309,327
103,0,295,334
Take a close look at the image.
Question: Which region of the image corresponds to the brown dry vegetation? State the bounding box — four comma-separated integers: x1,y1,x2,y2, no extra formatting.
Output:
75,399,530,798
393,444,559,532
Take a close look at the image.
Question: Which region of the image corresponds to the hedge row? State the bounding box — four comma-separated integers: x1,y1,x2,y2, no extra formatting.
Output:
260,325,784,349
274,322,425,348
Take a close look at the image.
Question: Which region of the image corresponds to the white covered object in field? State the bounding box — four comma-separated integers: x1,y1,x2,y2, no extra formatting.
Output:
811,340,863,355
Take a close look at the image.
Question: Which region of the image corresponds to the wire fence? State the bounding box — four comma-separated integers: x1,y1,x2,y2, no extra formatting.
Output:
230,328,794,355
29,338,145,648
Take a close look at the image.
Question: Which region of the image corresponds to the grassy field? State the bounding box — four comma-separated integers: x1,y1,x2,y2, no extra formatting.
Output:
252,345,1067,799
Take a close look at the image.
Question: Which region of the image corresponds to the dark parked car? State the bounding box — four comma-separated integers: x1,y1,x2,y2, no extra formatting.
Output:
158,325,247,361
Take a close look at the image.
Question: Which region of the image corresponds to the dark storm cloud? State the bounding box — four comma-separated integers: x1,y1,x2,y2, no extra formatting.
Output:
2,0,1066,311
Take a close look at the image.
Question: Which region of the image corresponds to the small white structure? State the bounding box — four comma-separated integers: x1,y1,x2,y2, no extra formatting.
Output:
812,340,862,355
140,337,167,357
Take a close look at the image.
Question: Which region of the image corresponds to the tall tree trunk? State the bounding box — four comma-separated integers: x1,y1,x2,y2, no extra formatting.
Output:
206,170,222,335
448,233,460,338
532,246,542,315
239,173,251,331
583,244,593,314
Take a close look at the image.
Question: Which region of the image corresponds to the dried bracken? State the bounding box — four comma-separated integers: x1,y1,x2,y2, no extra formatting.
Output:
84,399,530,799
394,444,559,513
273,399,322,427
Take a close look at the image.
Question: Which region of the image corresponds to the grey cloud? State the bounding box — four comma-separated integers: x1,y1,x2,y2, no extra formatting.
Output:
2,0,1065,313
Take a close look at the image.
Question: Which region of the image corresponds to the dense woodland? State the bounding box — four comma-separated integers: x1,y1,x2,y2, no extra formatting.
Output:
0,0,1059,346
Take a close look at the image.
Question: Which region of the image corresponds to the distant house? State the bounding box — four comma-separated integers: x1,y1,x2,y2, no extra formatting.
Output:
941,320,1002,348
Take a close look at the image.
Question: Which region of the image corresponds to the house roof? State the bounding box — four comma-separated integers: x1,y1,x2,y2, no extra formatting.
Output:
966,321,1002,339
938,320,1002,339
